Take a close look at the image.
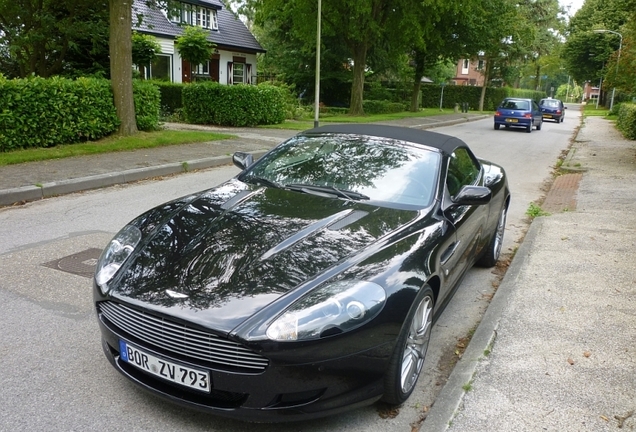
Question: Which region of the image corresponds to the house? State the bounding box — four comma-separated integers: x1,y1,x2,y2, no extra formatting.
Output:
132,0,265,84
452,58,486,86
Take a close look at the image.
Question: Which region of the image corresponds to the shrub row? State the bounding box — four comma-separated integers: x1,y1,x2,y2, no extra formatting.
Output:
182,83,286,127
0,76,119,151
363,100,407,114
0,76,160,151
420,85,546,111
151,80,184,115
616,103,636,140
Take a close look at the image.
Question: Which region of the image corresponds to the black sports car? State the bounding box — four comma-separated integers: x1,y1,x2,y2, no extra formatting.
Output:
94,124,510,422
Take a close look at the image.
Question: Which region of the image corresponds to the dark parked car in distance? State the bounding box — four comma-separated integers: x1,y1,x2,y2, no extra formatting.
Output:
494,98,543,133
539,98,566,123
94,124,510,422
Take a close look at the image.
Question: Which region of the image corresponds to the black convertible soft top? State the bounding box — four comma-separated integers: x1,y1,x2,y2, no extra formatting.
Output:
302,124,468,155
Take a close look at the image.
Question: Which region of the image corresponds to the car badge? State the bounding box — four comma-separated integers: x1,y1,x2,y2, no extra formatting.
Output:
166,289,189,299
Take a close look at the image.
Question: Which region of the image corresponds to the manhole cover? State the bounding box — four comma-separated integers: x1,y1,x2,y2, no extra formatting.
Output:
42,248,102,278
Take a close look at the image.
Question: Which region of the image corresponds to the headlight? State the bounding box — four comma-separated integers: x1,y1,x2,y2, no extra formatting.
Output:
95,225,142,292
266,280,386,341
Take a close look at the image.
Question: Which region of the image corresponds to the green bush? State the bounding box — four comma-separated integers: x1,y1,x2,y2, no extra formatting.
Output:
132,80,161,131
420,85,546,111
182,82,286,126
616,103,636,140
0,76,119,151
363,100,407,114
150,80,184,116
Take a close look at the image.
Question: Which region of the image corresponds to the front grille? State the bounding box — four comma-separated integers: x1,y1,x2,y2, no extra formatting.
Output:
99,301,268,372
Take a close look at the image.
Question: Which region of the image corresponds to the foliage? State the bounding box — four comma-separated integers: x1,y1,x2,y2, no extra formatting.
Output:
0,77,119,151
562,0,632,84
362,100,407,115
0,0,109,78
132,32,162,75
420,85,545,111
182,82,286,126
132,80,161,131
556,83,583,102
176,25,216,73
150,81,184,115
616,103,636,139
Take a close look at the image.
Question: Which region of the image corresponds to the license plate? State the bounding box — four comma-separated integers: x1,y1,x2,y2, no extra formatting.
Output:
505,118,518,123
543,114,552,118
119,340,211,393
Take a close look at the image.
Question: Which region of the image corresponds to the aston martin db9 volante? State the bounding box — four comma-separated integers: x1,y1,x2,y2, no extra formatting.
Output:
94,124,510,422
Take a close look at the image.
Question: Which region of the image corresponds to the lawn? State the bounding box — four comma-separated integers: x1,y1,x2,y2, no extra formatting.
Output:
0,130,235,166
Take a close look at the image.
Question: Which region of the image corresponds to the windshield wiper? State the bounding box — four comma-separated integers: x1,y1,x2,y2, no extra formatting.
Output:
286,183,370,201
246,176,284,189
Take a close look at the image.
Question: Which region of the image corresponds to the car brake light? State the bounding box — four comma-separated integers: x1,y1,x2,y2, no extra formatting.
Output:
495,111,501,116
523,113,532,118
556,110,561,114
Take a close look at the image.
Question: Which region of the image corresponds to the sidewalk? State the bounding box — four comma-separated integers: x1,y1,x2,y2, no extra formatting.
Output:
423,116,636,431
0,112,487,207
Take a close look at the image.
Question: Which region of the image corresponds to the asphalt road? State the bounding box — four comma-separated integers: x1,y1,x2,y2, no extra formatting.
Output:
0,111,579,431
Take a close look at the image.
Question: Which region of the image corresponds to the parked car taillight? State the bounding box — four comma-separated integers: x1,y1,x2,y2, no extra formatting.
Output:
523,113,532,118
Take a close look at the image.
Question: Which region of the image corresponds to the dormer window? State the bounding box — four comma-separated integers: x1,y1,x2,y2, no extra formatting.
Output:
167,2,218,30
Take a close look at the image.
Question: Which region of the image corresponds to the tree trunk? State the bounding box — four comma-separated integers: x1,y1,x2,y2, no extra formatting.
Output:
478,57,493,112
109,0,138,136
349,44,367,116
410,50,426,112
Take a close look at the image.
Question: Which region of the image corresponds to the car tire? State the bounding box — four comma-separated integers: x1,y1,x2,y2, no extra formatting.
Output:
477,204,507,267
494,124,500,130
526,124,532,133
536,120,542,131
382,285,435,405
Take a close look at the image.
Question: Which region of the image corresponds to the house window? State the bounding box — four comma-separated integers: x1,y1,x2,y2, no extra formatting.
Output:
194,61,209,76
477,60,484,70
167,3,218,30
233,63,245,84
150,55,172,81
461,59,469,75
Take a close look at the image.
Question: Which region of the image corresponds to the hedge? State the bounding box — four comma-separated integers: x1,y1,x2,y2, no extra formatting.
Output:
0,76,119,151
362,100,407,114
616,103,636,140
0,76,160,152
132,80,161,131
182,82,286,126
150,80,184,115
420,85,546,111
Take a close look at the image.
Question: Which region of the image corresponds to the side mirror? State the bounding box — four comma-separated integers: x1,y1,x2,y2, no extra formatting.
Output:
564,106,568,109
233,152,254,170
452,186,491,206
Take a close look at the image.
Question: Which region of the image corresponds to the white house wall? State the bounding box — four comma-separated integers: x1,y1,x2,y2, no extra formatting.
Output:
153,36,257,85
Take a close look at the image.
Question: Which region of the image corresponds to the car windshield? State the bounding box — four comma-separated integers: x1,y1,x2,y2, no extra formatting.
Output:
240,134,441,208
501,100,529,110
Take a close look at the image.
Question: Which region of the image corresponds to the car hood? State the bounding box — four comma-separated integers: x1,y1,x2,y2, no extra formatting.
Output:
110,180,419,334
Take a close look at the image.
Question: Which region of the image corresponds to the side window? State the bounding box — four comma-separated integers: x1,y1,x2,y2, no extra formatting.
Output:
446,148,480,196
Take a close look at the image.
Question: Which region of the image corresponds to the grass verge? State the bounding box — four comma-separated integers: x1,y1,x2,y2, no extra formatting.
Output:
259,108,487,131
0,130,235,166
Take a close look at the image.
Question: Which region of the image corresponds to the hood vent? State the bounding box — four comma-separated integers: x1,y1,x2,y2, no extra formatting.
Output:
327,210,368,231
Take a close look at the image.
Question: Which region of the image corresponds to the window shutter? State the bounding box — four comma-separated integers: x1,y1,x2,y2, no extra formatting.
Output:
246,64,252,84
227,62,233,85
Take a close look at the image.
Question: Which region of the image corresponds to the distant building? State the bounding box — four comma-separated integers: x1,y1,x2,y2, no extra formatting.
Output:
583,81,600,101
452,57,486,86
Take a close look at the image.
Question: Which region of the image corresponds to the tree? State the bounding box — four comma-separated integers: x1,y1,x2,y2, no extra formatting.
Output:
109,0,137,135
132,31,161,79
175,25,216,81
254,0,423,115
0,0,109,78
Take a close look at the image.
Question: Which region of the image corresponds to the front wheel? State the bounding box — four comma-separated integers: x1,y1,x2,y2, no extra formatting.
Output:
477,204,507,267
382,286,435,405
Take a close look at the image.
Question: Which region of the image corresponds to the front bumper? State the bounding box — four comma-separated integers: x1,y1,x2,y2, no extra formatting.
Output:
96,304,394,422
